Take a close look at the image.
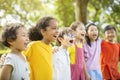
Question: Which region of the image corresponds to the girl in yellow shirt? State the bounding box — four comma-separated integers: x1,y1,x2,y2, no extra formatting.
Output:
24,16,59,80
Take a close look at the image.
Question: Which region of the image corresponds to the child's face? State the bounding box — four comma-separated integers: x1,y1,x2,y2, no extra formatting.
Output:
60,33,74,48
75,25,86,40
87,25,98,41
42,20,59,43
10,27,29,51
104,29,116,42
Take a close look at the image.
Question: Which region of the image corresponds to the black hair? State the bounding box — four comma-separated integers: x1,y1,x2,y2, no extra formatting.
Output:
2,23,24,47
104,25,116,33
28,16,56,41
85,23,98,47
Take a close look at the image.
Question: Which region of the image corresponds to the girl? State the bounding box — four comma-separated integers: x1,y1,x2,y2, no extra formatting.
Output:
68,21,90,80
100,25,120,80
83,23,102,80
24,16,59,80
0,23,29,80
52,28,74,80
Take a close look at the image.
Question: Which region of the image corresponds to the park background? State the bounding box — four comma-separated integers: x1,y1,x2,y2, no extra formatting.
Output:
0,0,120,67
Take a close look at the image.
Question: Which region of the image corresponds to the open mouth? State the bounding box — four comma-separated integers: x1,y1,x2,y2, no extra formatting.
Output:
53,35,57,38
93,34,97,37
24,42,28,47
81,34,85,37
69,40,73,43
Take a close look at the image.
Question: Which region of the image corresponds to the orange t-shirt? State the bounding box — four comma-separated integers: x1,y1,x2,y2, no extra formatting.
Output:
100,40,120,80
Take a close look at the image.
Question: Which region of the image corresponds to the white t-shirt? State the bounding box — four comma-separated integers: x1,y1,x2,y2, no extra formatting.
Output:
52,47,71,80
4,53,30,80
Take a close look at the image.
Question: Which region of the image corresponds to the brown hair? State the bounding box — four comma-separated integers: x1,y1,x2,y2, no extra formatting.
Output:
29,16,57,41
1,23,24,47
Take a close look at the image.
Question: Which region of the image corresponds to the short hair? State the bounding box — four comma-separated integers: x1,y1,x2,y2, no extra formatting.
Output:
104,25,116,33
1,23,24,47
56,28,73,46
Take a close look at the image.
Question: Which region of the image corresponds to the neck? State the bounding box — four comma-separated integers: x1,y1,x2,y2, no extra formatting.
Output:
41,39,50,45
60,45,67,50
75,39,82,44
10,48,22,55
90,39,96,42
106,40,115,44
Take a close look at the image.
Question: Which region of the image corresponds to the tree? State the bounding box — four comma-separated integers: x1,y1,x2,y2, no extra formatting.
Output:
75,0,89,24
54,0,75,27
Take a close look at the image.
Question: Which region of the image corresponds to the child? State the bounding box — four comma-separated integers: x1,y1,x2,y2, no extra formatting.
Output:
68,21,90,80
100,25,120,80
24,16,59,80
83,23,102,80
0,23,29,80
52,28,74,80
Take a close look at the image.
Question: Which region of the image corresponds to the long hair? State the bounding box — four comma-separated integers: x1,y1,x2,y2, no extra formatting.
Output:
85,23,98,47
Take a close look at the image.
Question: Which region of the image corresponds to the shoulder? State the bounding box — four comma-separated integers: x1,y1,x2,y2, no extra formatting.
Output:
28,41,40,46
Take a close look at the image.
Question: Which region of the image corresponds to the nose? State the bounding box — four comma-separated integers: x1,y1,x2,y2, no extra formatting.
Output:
26,36,29,43
56,28,59,34
83,30,86,34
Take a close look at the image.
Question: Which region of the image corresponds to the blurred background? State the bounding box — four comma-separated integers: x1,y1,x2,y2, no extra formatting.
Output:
0,0,120,56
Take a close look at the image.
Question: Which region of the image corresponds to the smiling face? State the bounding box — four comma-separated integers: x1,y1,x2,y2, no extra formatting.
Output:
9,27,29,51
104,29,116,42
57,29,74,48
87,25,98,42
41,20,59,44
75,25,86,40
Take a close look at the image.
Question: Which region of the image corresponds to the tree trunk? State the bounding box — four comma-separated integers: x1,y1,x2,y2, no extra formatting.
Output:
75,0,89,24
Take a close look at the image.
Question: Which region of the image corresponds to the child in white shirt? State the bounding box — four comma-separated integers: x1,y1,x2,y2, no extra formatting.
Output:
53,28,74,80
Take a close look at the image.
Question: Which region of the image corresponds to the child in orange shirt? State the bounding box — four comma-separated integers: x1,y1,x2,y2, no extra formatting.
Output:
100,25,120,80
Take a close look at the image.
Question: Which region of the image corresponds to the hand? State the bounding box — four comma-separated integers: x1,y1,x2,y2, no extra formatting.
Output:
85,75,91,80
0,54,7,68
52,46,59,54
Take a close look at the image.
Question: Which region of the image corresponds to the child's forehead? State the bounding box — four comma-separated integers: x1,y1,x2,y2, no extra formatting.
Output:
105,29,115,32
16,27,27,33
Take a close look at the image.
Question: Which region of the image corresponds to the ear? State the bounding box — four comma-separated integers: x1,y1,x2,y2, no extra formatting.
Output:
58,37,63,42
7,39,14,46
40,29,45,36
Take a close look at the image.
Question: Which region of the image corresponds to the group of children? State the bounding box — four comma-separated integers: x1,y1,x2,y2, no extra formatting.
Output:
0,16,120,80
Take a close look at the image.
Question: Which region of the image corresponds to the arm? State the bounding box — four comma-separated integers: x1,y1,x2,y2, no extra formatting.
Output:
83,60,90,80
0,54,7,68
0,65,13,80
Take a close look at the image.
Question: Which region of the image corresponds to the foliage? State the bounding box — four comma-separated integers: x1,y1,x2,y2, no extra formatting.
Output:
54,0,75,27
0,0,120,44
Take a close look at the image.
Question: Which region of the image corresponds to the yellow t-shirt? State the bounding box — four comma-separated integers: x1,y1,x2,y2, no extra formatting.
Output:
68,43,82,64
24,41,52,80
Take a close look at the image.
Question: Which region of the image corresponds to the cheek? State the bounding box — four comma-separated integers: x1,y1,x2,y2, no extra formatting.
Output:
88,33,92,37
105,34,109,38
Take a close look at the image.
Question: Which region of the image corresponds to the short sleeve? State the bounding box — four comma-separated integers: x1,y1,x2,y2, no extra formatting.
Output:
4,56,14,68
23,43,33,61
